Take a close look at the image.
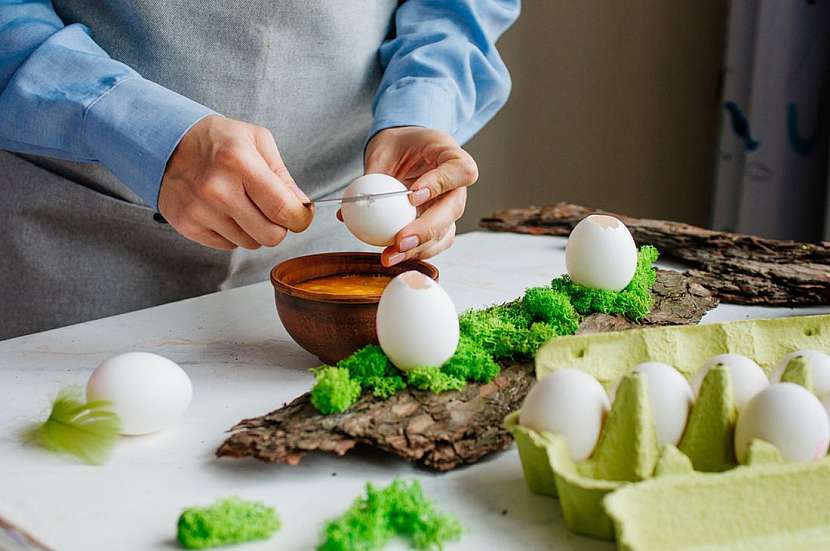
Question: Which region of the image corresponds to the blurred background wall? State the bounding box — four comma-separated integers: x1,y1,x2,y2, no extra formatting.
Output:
459,1,728,232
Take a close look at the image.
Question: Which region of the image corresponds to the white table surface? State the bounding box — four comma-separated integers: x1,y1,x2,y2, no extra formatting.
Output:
2,231,828,551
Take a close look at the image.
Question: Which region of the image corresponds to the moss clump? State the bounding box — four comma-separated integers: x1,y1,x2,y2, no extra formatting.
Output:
550,245,658,321
311,367,361,414
177,497,280,549
338,345,406,399
522,287,580,335
522,322,560,356
308,246,659,414
319,479,461,551
441,336,501,382
458,303,531,359
407,367,467,393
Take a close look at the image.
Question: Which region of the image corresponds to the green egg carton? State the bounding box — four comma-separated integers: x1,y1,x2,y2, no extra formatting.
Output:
505,314,830,547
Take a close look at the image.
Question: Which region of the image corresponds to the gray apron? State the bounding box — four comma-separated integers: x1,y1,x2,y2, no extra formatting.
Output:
0,0,397,339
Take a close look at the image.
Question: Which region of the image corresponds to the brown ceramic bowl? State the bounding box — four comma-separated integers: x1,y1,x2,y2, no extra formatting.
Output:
271,252,439,365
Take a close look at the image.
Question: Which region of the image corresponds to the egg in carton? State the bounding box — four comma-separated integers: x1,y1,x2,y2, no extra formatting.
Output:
504,314,830,546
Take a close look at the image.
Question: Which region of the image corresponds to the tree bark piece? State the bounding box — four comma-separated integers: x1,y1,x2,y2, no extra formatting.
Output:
216,270,717,471
480,203,830,306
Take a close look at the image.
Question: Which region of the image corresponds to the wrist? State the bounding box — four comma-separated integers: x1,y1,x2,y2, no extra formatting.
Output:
83,78,216,209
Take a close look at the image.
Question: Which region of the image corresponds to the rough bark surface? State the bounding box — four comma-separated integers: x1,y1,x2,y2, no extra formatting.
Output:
480,203,830,306
217,270,717,471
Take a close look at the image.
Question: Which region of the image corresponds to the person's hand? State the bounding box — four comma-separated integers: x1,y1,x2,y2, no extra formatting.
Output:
345,127,478,266
158,115,313,250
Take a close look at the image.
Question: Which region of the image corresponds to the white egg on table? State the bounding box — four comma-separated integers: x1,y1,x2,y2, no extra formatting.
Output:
565,214,638,292
735,382,830,463
770,349,830,396
625,361,694,446
691,353,768,410
86,352,193,435
376,271,459,371
340,173,417,247
519,368,610,461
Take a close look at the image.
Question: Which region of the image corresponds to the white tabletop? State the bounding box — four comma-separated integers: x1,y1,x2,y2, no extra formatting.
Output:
2,231,828,551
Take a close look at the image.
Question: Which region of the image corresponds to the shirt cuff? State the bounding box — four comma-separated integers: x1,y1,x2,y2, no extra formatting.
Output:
82,77,216,209
368,79,457,144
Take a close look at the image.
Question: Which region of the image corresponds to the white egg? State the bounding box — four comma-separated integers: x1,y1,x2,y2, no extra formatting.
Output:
86,352,193,435
340,174,417,247
519,368,610,461
376,271,459,371
735,383,830,463
628,361,694,446
770,349,830,396
565,214,638,291
691,353,768,410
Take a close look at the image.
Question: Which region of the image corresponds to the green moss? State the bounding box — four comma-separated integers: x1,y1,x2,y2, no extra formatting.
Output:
458,304,530,358
318,480,461,551
338,345,393,383
522,322,560,356
407,367,466,393
337,345,406,399
177,497,280,549
310,367,361,414
522,288,580,335
550,246,658,321
308,246,660,414
441,336,501,382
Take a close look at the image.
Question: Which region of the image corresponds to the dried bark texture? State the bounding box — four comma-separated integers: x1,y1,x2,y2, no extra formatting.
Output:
217,270,717,471
480,203,830,306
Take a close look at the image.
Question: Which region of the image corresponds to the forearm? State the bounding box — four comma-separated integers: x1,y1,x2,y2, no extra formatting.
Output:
0,1,214,208
371,0,520,144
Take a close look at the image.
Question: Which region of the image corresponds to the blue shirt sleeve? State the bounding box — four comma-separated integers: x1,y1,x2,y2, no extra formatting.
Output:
0,1,215,209
370,0,520,145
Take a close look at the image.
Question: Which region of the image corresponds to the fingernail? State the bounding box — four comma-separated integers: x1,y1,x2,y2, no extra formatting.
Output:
410,188,431,206
387,253,405,266
398,235,419,252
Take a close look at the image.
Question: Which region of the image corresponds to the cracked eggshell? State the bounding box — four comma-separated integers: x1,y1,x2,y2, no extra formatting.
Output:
565,214,638,292
340,174,417,247
691,353,768,410
771,349,830,396
735,382,830,463
86,352,192,435
376,271,459,371
519,368,610,461
628,361,694,446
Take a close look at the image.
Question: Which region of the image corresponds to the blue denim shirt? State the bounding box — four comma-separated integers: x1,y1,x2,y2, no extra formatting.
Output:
0,0,518,208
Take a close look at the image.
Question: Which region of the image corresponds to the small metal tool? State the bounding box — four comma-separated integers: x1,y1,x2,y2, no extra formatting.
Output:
303,189,412,207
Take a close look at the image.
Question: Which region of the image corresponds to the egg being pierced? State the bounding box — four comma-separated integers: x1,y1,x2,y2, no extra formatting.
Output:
519,368,610,461
771,350,830,396
565,215,638,291
376,271,459,371
340,174,417,247
627,361,694,446
691,354,768,410
735,383,830,463
86,352,193,435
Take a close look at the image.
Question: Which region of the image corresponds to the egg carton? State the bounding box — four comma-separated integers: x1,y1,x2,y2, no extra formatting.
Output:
504,314,830,549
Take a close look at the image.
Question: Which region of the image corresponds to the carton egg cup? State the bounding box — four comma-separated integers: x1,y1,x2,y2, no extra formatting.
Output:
505,314,830,549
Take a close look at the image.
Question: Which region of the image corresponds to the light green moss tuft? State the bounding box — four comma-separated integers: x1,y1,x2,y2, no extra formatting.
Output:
177,497,280,549
407,367,466,393
318,479,461,551
310,367,361,415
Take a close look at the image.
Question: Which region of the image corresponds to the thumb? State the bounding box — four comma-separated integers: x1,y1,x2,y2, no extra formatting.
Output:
254,128,310,204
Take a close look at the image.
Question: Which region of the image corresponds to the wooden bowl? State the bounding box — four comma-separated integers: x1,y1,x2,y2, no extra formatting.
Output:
271,252,439,365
